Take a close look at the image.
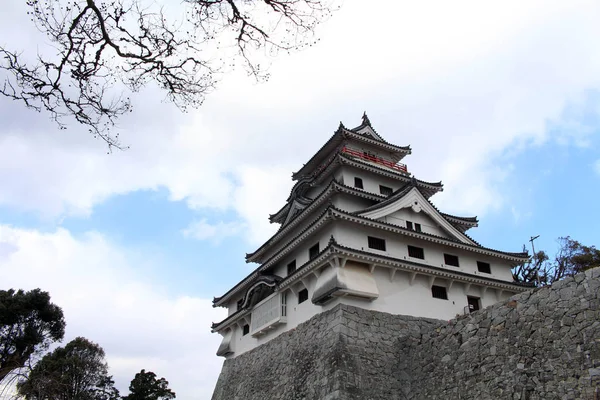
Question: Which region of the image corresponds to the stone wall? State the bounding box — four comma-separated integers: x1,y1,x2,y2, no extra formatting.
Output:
212,268,600,400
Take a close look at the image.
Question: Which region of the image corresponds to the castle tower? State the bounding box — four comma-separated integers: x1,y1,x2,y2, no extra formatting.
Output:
211,114,529,358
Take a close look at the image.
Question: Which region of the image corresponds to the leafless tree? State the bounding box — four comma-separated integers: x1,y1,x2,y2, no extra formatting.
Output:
513,236,600,286
0,0,336,149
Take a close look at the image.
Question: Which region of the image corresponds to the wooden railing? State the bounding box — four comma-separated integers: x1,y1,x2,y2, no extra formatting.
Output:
341,146,408,173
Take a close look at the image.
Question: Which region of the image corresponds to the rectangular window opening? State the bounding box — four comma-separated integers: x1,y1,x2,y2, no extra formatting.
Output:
242,324,250,336
379,185,393,196
444,254,460,267
298,288,309,304
309,243,320,260
287,260,297,276
406,221,413,230
368,236,386,251
467,296,481,312
415,223,422,233
354,177,364,189
477,261,491,274
408,245,425,260
432,285,448,300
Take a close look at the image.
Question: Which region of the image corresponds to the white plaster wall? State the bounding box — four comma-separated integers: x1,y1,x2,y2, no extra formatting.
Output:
227,276,340,357
337,268,513,319
224,263,519,357
338,166,406,197
331,221,514,282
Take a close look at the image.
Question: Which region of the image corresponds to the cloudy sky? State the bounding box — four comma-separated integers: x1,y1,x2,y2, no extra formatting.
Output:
1,0,600,398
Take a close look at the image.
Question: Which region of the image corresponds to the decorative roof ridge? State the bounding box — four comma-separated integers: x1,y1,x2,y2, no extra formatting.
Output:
329,206,528,260
348,112,387,144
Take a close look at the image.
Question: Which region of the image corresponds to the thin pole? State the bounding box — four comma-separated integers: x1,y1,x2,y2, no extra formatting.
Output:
530,235,540,284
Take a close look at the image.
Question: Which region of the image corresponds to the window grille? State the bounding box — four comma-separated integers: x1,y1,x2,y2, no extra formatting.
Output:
477,261,491,274
408,245,425,259
432,285,448,300
368,236,386,251
444,254,460,267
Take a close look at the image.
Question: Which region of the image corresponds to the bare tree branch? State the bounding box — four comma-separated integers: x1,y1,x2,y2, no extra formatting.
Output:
0,0,337,149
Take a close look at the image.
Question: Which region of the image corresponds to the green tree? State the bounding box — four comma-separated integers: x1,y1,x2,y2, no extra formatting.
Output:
0,0,336,149
123,369,176,400
513,236,600,286
17,337,119,400
0,289,65,383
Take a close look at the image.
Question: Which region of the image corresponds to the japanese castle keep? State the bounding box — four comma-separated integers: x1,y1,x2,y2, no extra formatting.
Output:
210,115,600,400
211,114,530,358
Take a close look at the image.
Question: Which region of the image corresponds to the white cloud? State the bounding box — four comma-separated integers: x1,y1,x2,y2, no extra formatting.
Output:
2,0,600,237
0,225,226,400
594,160,600,176
182,218,246,243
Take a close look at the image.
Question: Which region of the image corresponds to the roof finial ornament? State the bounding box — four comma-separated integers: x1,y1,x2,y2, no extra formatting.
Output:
338,121,346,131
362,111,372,127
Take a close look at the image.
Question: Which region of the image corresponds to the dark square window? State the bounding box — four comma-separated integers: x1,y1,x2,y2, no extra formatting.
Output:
408,245,424,260
406,221,413,230
309,243,320,260
368,236,386,251
415,223,422,233
477,261,491,274
287,260,296,275
432,285,448,300
242,324,250,335
298,288,309,304
467,296,481,312
444,254,460,267
379,185,393,196
354,177,364,189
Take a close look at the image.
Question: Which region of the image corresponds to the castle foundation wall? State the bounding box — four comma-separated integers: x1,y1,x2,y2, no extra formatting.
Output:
212,267,600,399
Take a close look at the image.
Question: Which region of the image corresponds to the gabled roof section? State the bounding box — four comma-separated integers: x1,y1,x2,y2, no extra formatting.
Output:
350,112,386,142
292,115,411,181
358,181,477,246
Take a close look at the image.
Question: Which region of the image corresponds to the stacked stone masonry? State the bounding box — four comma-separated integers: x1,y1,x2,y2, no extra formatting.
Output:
212,267,600,400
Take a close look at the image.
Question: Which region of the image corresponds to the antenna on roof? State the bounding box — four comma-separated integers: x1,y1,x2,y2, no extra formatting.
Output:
529,235,540,284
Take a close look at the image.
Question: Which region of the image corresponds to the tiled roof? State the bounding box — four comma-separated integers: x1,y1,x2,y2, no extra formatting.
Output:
211,238,533,331
292,117,411,180
214,203,528,307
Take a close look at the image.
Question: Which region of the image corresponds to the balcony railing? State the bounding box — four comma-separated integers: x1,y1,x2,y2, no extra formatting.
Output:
250,292,287,337
341,146,408,173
